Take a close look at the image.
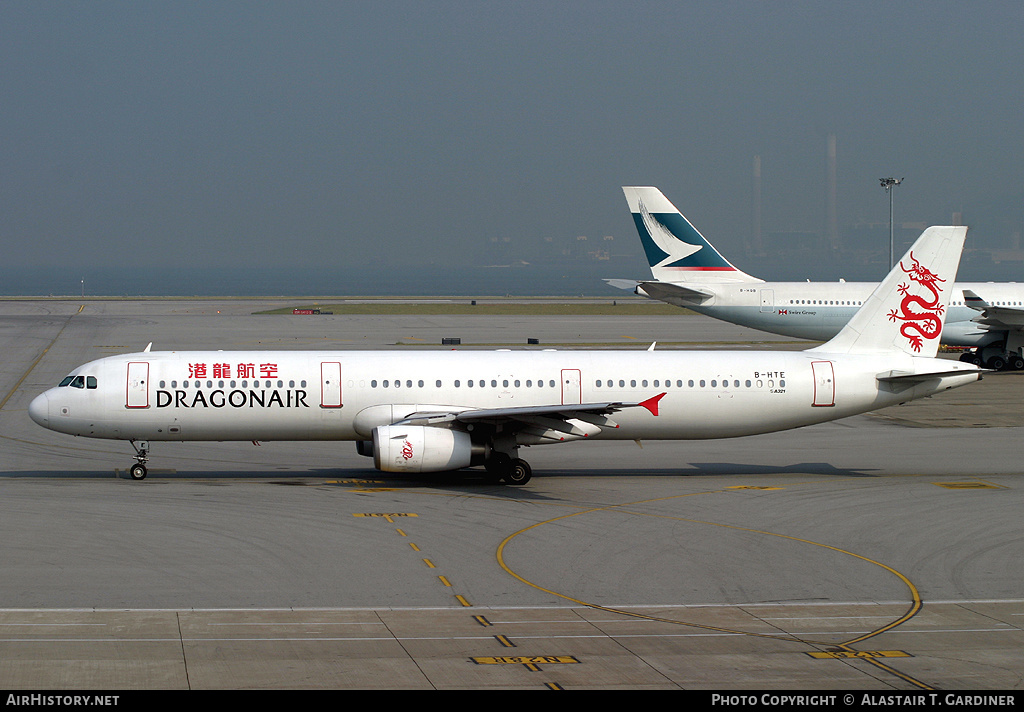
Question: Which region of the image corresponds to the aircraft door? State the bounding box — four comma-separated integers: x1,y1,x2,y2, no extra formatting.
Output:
126,362,150,408
811,360,835,407
561,369,581,405
759,289,774,312
321,362,342,408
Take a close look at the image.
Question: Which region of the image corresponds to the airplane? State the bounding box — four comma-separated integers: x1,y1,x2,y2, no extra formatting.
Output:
608,186,1024,371
29,224,980,485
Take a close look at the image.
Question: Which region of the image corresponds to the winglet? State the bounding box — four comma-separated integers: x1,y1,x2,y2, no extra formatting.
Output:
962,289,987,310
638,392,666,416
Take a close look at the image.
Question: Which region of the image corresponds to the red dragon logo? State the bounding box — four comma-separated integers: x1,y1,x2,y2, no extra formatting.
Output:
887,251,945,352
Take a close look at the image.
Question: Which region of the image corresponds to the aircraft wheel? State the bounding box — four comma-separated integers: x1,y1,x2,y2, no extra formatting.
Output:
129,463,148,480
1012,356,1024,371
987,355,1006,371
504,458,532,486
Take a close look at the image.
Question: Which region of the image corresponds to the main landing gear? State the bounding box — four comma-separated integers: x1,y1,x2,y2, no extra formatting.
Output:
483,452,533,485
128,440,149,480
959,348,1024,371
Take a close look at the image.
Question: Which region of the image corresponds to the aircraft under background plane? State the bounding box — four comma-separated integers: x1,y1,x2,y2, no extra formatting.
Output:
30,224,980,484
608,186,1024,370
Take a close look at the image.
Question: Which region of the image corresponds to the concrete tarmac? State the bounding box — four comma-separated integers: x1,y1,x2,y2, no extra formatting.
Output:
1,299,1023,690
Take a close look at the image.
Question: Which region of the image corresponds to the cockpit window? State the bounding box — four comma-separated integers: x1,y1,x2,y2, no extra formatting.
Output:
58,375,97,389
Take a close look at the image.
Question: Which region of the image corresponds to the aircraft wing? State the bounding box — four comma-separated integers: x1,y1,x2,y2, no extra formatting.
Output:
603,278,714,303
963,290,1024,328
395,396,666,440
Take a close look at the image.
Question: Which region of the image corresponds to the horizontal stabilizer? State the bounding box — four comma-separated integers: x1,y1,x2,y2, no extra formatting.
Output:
877,368,985,384
637,280,714,303
603,279,714,303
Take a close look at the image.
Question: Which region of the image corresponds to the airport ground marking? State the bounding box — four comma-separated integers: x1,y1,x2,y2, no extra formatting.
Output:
353,513,418,523
807,650,911,660
472,655,579,672
0,308,78,413
934,481,1003,490
495,489,932,690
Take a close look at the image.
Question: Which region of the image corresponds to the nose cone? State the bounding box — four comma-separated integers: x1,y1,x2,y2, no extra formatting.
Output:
28,392,49,427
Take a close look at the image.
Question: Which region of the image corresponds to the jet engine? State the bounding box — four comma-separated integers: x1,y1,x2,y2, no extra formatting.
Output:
371,425,474,473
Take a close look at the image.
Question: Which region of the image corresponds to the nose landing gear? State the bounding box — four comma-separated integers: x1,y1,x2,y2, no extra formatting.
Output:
128,440,149,480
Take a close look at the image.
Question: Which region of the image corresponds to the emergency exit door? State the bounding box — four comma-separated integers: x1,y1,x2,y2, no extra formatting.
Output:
561,369,581,405
811,360,835,407
321,362,342,408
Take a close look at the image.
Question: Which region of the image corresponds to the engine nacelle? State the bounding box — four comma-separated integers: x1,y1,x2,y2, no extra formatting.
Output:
372,425,473,473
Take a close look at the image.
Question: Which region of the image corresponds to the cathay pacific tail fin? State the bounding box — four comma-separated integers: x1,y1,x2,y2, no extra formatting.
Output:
812,225,968,357
622,186,761,284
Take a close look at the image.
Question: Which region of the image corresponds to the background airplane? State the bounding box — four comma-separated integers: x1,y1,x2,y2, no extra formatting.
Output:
608,186,1024,370
30,224,979,484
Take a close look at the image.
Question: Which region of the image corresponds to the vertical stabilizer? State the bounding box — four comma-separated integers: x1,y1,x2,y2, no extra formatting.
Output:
812,226,968,357
622,187,760,284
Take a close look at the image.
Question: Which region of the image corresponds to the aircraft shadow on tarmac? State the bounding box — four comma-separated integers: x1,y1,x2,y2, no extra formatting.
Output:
0,462,879,480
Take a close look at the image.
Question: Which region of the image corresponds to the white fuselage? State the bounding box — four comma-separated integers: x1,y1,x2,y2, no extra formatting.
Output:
649,281,1021,346
30,348,978,444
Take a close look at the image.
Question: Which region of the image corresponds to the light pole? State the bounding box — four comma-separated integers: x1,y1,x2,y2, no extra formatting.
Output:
879,177,903,268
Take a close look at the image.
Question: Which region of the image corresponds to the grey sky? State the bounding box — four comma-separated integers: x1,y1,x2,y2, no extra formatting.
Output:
2,1,1023,289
